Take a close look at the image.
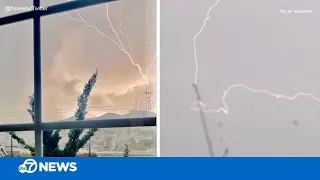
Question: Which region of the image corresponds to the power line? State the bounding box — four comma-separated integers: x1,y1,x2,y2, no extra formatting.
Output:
0,103,156,116
0,107,156,117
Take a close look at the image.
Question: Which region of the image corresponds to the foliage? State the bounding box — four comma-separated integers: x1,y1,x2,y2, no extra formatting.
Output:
123,142,130,157
8,69,99,157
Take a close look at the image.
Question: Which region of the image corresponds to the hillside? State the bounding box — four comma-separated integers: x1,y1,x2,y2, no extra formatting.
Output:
0,110,157,156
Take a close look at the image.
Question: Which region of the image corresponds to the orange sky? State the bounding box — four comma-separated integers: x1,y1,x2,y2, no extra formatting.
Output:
0,0,156,124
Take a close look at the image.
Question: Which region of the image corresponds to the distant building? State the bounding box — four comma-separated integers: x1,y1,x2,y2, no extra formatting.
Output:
2,147,24,156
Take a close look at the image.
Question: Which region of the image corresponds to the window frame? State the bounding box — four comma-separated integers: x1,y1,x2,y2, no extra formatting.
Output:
0,0,156,157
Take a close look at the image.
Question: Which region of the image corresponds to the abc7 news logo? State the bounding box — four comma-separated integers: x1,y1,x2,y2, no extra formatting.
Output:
18,159,38,174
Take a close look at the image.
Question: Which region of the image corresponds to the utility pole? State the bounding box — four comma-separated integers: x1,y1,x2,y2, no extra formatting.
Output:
192,83,214,157
139,100,143,111
135,100,138,111
5,133,18,157
87,117,95,157
144,85,152,111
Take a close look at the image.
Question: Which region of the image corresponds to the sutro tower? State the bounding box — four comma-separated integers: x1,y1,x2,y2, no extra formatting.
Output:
144,84,152,111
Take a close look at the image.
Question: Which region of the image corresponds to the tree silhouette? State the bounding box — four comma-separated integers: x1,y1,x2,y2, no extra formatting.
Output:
9,69,99,157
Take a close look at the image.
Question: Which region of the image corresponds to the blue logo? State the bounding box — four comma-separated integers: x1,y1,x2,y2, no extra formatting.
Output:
18,159,77,173
18,159,38,174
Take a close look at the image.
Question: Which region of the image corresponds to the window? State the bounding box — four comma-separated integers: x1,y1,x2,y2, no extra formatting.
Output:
0,0,156,157
0,20,33,125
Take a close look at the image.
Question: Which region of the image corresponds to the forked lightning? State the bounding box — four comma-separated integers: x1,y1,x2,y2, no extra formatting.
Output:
64,3,156,85
191,0,320,115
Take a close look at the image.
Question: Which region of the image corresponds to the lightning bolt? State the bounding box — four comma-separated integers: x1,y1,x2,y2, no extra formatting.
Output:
63,3,156,85
118,4,136,63
116,4,157,77
191,0,320,114
192,0,320,156
146,54,156,75
193,0,220,84
191,0,221,157
105,3,149,84
191,84,320,114
63,10,120,46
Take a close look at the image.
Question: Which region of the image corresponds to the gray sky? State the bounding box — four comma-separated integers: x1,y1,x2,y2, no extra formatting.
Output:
0,0,156,124
160,0,320,156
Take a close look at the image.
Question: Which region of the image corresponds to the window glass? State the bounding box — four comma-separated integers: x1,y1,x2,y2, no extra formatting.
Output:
1,127,156,157
0,20,33,125
0,131,34,157
41,0,157,122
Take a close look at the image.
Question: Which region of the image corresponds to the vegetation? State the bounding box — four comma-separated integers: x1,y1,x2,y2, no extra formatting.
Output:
8,69,99,157
123,142,130,157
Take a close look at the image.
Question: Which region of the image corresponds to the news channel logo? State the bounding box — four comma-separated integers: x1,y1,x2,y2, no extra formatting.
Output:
18,159,77,173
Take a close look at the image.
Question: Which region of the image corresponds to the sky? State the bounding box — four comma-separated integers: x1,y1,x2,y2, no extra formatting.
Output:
0,0,156,124
160,0,320,156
